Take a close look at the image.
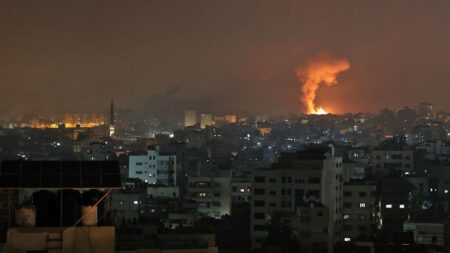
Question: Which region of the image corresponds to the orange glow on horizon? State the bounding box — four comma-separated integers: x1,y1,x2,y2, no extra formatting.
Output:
313,107,328,115
28,120,105,129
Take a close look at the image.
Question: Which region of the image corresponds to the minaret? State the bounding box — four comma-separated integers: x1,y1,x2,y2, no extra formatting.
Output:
109,100,116,137
110,100,115,125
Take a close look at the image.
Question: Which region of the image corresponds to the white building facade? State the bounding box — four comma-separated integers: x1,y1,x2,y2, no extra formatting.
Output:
129,146,176,186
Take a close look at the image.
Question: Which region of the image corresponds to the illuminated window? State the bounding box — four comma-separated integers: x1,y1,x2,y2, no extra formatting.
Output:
399,204,405,209
133,201,138,205
386,204,392,209
359,203,366,208
344,238,351,242
343,214,350,220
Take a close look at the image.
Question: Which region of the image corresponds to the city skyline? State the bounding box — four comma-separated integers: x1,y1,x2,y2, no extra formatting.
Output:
1,1,450,118
3,2,450,253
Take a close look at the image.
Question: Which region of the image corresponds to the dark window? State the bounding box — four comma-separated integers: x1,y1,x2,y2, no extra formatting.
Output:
269,191,276,195
344,191,352,197
343,202,352,208
254,200,265,207
287,177,292,183
253,225,266,231
343,225,352,231
254,188,265,195
384,162,402,169
269,178,276,183
296,178,305,184
282,176,286,183
359,192,367,197
308,177,320,184
255,237,265,243
254,212,265,219
299,231,311,237
392,154,403,159
300,216,311,223
254,176,265,183
307,190,320,198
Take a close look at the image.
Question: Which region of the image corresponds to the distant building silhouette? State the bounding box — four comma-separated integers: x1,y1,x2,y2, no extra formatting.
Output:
109,100,116,137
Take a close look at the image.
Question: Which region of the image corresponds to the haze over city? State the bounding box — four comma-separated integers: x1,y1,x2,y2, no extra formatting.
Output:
2,2,450,253
2,1,450,118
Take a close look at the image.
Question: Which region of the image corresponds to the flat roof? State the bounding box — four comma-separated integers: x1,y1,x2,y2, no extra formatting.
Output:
0,160,121,189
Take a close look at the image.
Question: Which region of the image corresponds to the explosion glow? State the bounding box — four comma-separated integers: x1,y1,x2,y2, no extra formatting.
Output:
315,107,328,115
296,52,350,115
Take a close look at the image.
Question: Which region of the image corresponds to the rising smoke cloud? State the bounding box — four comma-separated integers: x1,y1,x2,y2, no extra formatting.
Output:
296,51,350,114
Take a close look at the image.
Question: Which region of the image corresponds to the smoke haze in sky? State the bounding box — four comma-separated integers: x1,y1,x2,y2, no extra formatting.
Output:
1,1,450,118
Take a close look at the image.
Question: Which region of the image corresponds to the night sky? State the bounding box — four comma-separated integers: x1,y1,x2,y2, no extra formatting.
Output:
1,1,450,118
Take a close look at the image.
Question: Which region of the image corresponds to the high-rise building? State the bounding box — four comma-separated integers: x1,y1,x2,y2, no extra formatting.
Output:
342,180,377,243
370,149,413,176
418,102,434,120
200,113,214,129
251,146,343,252
184,110,197,127
128,146,177,186
187,170,232,219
